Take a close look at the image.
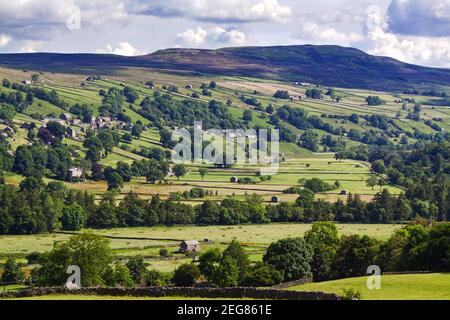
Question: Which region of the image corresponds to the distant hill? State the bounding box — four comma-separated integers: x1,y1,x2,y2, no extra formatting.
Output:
1,45,450,91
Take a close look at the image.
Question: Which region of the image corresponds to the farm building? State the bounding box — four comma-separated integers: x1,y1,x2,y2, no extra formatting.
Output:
230,176,238,183
68,167,83,180
186,84,193,89
60,113,72,121
70,119,82,126
180,240,201,253
22,80,32,85
66,127,77,139
271,196,281,203
340,190,349,195
290,96,301,101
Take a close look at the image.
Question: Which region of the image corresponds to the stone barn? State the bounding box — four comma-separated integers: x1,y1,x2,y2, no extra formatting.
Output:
271,196,281,203
180,240,201,253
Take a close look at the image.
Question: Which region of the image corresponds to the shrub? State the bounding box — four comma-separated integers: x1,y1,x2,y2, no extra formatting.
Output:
172,264,201,287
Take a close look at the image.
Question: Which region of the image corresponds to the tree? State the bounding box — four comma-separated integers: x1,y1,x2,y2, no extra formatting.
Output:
1,257,25,283
123,86,139,103
303,178,334,193
263,238,313,281
209,81,217,89
372,159,387,174
84,136,103,161
104,263,134,287
366,96,385,106
243,110,253,122
199,168,208,181
61,203,86,231
212,256,239,287
296,189,315,209
131,123,143,138
126,256,147,284
299,130,318,152
107,172,124,191
273,90,290,99
304,222,340,281
98,130,116,156
222,240,249,281
46,121,66,140
367,175,378,190
306,88,322,99
32,233,113,287
122,133,133,143
333,235,379,278
88,198,118,229
173,164,187,181
19,176,45,192
172,264,201,287
146,166,165,184
116,161,132,182
266,104,274,114
198,248,222,282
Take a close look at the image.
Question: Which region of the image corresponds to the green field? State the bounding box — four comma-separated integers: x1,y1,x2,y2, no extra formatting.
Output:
288,273,450,300
0,223,402,271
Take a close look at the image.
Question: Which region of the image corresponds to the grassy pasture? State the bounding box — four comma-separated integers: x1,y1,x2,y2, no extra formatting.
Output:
288,273,450,300
0,224,402,262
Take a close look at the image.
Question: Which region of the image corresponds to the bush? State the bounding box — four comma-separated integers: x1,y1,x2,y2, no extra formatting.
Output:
172,264,201,287
341,288,362,300
104,263,134,287
145,269,171,286
1,258,25,283
26,252,43,265
366,96,385,106
283,186,303,194
241,262,283,287
273,90,290,99
126,256,147,284
303,178,335,193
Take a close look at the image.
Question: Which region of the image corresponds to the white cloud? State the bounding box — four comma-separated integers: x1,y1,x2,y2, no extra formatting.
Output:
96,42,146,56
20,41,45,53
0,34,12,48
176,27,246,47
297,22,363,45
365,5,450,67
388,0,450,37
0,0,128,41
144,0,292,23
176,27,209,46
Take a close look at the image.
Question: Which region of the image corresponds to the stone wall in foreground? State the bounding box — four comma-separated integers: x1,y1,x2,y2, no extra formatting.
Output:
0,287,341,300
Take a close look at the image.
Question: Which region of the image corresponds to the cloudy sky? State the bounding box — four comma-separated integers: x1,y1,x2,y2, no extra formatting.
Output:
0,0,450,67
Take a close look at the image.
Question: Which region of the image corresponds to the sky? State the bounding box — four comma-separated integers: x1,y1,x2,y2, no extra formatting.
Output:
0,0,450,67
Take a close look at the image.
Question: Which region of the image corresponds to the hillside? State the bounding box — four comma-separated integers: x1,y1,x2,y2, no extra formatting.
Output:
1,45,450,91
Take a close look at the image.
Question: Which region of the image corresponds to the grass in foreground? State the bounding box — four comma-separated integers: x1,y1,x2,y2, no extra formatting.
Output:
288,273,450,300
